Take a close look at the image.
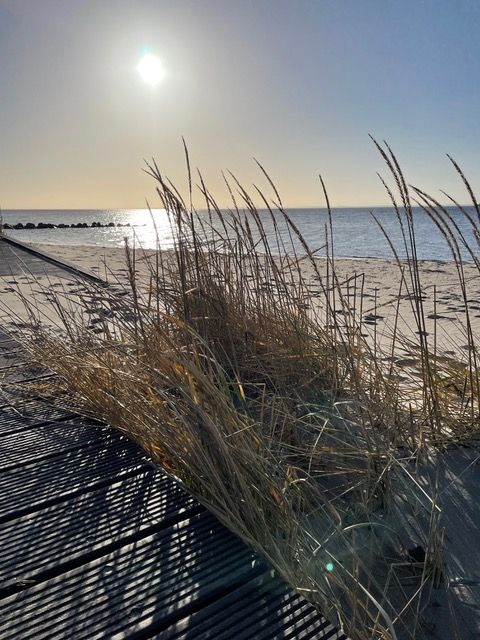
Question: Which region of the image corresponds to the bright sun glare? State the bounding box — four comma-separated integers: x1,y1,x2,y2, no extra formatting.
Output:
137,53,165,86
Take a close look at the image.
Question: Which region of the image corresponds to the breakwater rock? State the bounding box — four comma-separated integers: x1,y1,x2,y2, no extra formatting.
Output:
1,222,138,231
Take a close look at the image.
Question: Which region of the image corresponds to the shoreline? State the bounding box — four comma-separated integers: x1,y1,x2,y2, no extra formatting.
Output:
13,237,478,264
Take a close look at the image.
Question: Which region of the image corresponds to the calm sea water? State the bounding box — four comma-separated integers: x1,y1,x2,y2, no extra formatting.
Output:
1,207,479,261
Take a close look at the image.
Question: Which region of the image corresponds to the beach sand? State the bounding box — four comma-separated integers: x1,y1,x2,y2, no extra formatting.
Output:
1,241,480,638
19,243,480,358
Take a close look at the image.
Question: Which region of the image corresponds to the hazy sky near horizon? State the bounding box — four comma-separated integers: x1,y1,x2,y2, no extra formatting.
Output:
0,0,479,208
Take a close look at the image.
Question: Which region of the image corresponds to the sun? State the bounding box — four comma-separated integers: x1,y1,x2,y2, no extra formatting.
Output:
137,53,165,86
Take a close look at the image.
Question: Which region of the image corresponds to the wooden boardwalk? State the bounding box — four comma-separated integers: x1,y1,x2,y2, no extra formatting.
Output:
0,239,348,640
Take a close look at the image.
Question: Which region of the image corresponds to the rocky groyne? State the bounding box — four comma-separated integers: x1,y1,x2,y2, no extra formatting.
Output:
1,221,139,230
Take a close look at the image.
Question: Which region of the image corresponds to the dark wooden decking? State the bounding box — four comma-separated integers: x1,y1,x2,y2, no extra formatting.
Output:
0,239,348,640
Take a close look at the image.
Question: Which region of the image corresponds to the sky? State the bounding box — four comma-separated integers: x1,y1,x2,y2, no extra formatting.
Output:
0,0,479,209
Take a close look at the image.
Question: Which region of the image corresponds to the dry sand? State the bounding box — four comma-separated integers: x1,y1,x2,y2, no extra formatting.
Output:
21,243,480,358
1,241,480,638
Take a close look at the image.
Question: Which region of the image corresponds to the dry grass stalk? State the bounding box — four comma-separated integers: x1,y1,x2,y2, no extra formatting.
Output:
7,141,480,639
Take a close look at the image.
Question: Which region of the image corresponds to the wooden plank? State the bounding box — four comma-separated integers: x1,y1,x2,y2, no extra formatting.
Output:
0,436,150,523
0,374,58,407
0,469,203,598
0,240,349,640
154,572,348,640
0,512,263,640
0,364,51,383
0,400,75,436
0,419,112,471
0,237,102,282
0,243,60,277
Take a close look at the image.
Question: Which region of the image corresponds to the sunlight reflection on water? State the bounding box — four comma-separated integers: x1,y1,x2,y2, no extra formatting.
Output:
2,207,478,261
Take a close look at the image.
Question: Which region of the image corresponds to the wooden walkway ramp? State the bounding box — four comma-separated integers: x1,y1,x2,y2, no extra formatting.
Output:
0,239,348,640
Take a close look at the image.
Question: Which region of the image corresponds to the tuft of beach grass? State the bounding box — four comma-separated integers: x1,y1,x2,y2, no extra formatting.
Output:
5,140,479,639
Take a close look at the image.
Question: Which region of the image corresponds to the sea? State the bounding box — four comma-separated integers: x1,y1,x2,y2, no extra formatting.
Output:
1,207,478,262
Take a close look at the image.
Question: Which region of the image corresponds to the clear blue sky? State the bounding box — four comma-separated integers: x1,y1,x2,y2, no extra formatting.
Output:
0,0,479,208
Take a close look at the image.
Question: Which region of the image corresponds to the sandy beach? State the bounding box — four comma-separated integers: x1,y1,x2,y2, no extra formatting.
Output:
14,242,479,358
1,239,480,638
1,240,478,410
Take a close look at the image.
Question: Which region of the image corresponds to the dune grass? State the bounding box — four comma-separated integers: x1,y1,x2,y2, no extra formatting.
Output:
9,140,479,639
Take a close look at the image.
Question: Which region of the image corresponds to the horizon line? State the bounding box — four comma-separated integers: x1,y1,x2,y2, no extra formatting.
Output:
1,203,475,212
